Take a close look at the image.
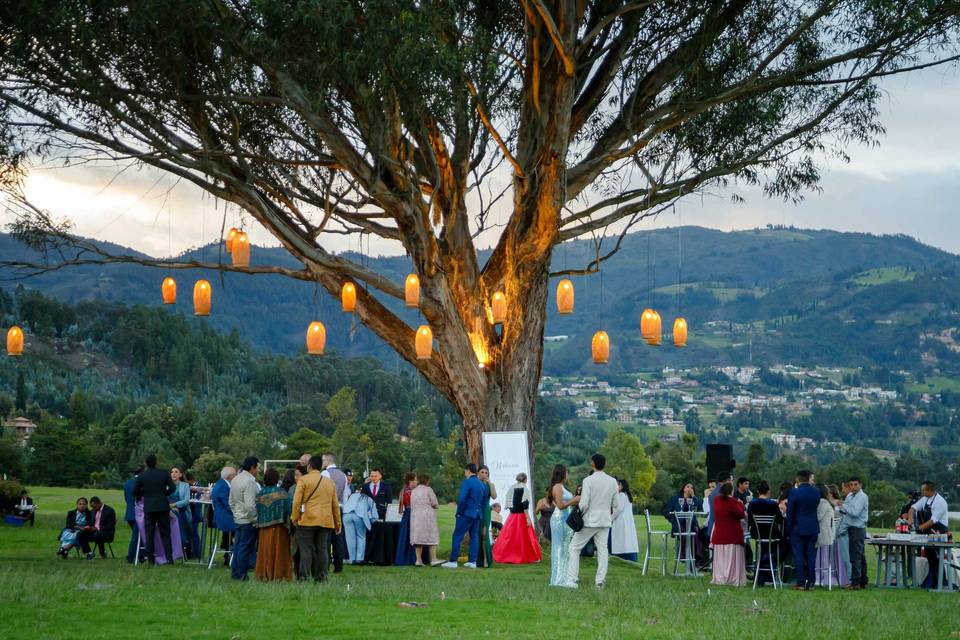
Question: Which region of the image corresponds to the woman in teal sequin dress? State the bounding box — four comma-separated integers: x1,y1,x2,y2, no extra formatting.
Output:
548,465,579,586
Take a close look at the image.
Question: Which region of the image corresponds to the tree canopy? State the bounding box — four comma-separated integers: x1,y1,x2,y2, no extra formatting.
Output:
1,1,958,460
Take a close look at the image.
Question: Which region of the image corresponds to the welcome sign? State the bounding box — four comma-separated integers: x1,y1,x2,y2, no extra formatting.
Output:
481,430,534,524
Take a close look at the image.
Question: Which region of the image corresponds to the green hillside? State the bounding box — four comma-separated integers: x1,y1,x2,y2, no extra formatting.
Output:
2,226,958,377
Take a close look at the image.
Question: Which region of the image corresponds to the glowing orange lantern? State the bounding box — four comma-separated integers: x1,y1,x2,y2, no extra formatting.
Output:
673,317,688,347
556,279,574,314
231,231,250,267
161,277,177,305
592,330,609,364
640,308,657,340
306,321,326,355
193,280,211,316
225,227,239,252
415,324,433,360
491,291,507,324
341,282,357,312
646,310,662,346
6,326,24,357
405,274,420,307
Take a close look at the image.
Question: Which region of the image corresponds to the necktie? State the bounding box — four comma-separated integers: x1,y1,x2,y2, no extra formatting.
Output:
373,483,378,497
95,509,101,531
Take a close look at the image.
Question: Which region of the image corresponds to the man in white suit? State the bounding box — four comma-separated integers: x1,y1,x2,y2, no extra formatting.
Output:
565,453,619,588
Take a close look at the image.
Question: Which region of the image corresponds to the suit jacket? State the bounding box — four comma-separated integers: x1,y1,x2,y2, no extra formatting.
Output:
123,476,138,523
363,481,393,520
94,505,117,540
786,483,821,537
579,471,619,529
134,467,176,513
455,475,486,520
747,497,783,540
211,478,236,532
291,471,342,530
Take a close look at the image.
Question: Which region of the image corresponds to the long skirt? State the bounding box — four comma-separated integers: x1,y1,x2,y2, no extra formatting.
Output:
815,539,849,587
255,524,293,581
394,510,417,566
712,544,746,586
493,512,542,564
549,513,572,585
135,501,183,565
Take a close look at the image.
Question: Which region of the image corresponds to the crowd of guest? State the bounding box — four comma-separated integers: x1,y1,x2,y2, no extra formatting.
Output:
654,469,951,590
38,450,952,592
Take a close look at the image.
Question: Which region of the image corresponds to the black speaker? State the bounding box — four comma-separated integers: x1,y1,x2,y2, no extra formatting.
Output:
706,444,734,483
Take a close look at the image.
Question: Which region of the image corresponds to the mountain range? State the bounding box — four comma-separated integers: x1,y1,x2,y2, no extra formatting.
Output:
3,226,959,376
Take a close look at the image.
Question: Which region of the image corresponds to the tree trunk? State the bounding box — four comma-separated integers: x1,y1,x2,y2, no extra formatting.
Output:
451,255,551,464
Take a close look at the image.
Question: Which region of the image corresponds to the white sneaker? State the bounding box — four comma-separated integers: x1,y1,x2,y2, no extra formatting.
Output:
441,561,458,569
556,581,578,589
463,562,477,569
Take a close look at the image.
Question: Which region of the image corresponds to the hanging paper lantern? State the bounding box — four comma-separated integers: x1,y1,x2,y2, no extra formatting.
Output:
341,282,357,312
6,325,24,357
415,324,433,360
491,291,507,324
306,321,326,355
161,277,177,305
591,330,609,364
405,274,420,307
225,227,239,252
231,231,250,267
193,279,212,316
646,310,662,346
673,317,688,347
640,308,657,340
556,278,574,315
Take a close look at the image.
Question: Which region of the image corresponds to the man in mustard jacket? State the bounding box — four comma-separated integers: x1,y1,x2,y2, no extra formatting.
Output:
291,455,342,582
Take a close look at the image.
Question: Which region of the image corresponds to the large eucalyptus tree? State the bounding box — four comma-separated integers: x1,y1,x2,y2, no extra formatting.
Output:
1,1,957,461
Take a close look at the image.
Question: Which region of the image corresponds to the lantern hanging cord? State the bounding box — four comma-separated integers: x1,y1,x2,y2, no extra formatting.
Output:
677,209,682,317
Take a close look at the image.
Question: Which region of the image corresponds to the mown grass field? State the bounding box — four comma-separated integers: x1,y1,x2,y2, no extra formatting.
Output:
1,486,958,639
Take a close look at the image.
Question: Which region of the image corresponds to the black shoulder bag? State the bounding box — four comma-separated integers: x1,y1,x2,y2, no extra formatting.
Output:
566,505,584,532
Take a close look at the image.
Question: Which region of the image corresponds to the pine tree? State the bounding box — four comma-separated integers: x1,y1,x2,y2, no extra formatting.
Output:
14,371,26,412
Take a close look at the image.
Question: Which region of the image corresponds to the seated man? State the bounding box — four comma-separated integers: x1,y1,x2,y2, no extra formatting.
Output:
13,490,35,526
78,496,117,559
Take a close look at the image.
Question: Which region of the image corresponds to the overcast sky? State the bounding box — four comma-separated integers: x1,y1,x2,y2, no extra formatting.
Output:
4,65,959,258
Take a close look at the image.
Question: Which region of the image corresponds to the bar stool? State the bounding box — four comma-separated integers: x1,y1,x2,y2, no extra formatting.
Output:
642,509,670,576
752,515,781,590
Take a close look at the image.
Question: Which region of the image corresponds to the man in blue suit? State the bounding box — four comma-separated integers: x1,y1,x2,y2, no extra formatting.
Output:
786,470,820,590
441,463,486,569
123,465,143,563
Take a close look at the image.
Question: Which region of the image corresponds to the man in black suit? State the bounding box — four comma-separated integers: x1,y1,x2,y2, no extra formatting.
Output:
13,490,35,526
134,454,176,564
362,469,392,521
79,496,117,559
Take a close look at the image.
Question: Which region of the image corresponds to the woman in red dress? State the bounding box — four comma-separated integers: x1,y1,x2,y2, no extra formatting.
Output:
492,473,542,564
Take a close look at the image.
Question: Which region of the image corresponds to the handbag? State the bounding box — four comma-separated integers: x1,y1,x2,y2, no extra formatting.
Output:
565,505,585,532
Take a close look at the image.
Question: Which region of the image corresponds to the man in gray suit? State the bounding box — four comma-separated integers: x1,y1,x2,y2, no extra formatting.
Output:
321,452,348,572
565,453,619,588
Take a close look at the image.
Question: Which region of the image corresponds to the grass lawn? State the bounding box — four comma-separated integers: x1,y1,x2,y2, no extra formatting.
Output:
849,266,916,287
1,486,958,639
907,375,960,394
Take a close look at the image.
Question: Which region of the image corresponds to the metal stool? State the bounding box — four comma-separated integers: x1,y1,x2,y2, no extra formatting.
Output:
752,515,782,590
642,509,670,576
672,511,699,577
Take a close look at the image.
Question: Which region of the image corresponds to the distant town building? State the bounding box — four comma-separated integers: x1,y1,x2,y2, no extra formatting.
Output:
3,416,37,442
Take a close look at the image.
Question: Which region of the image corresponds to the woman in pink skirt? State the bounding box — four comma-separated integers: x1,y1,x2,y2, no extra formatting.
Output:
711,482,747,586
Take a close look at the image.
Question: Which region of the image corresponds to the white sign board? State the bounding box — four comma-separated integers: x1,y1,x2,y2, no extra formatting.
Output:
482,430,534,525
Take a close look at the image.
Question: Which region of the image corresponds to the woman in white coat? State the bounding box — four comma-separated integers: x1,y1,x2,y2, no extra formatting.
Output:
609,478,640,562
